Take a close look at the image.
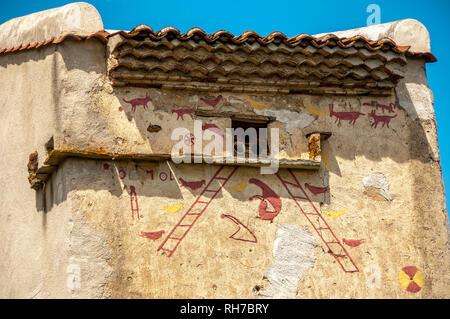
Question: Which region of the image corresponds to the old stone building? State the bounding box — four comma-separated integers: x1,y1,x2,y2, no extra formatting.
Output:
0,2,448,298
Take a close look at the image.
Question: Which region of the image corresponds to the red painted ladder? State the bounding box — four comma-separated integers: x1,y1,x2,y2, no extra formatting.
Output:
130,185,140,220
158,166,239,257
276,169,359,273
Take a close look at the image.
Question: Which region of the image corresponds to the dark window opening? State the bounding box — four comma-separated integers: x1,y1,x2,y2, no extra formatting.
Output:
231,120,268,158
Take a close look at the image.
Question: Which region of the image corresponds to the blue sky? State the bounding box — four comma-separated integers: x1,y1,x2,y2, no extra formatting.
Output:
1,0,450,208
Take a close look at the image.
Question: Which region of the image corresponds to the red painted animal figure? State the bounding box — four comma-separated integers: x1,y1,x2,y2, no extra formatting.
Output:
379,103,395,113
363,102,395,113
123,93,152,112
342,238,366,248
305,183,329,195
141,230,165,240
179,177,206,190
329,104,365,126
368,110,397,128
172,107,195,120
248,178,282,221
221,214,257,243
200,95,223,107
202,122,223,136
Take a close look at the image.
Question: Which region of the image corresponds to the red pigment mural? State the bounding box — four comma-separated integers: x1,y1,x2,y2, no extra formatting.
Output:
398,266,424,293
220,214,257,243
363,102,395,113
123,93,152,112
202,123,223,136
129,185,140,220
305,183,329,196
103,163,110,170
145,169,175,182
342,238,366,248
158,166,238,257
141,230,165,240
329,104,365,126
200,95,223,107
119,169,127,180
248,178,282,221
368,110,397,128
276,169,359,273
179,177,206,191
172,108,195,120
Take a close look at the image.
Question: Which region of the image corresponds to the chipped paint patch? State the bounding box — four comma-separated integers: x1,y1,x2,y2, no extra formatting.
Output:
259,224,317,299
254,109,315,134
304,103,328,116
246,97,272,110
229,97,244,105
362,173,392,201
189,95,199,103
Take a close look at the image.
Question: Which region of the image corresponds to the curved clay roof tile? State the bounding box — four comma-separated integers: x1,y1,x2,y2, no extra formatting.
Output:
130,24,154,33
183,27,207,39
157,26,181,38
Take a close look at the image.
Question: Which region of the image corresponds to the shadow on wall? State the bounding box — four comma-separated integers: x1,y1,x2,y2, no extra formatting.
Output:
34,156,333,223
35,159,240,216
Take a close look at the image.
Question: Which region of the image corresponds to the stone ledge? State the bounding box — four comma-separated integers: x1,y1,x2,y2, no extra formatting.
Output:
33,149,321,187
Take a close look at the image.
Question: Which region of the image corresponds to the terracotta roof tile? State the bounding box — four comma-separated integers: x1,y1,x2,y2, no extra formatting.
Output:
108,26,416,94
109,26,411,55
0,26,436,63
0,32,108,55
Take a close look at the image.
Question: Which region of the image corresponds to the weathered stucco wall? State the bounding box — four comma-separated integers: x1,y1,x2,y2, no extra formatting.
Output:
0,3,107,298
58,87,449,298
0,3,449,298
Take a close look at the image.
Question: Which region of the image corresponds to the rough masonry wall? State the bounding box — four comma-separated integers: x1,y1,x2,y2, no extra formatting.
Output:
53,79,449,298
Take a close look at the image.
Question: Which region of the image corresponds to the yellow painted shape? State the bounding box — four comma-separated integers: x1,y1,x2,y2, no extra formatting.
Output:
413,271,424,287
322,210,346,218
304,103,328,116
398,269,412,290
246,97,272,110
228,179,248,192
161,203,184,213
